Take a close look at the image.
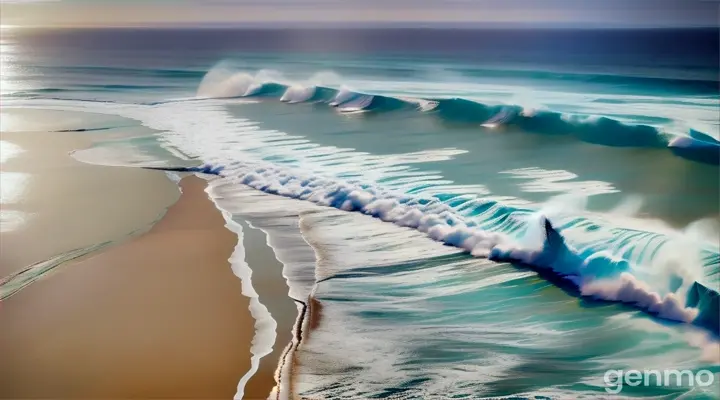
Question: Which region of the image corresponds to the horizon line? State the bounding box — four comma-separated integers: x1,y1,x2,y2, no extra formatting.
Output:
4,22,718,30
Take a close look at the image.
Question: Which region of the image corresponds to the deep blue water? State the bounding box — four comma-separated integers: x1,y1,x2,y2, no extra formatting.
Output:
2,28,719,399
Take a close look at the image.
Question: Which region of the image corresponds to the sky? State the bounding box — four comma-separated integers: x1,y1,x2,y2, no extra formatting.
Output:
0,0,718,28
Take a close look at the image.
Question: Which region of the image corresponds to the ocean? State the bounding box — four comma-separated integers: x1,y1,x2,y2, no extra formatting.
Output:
2,27,719,399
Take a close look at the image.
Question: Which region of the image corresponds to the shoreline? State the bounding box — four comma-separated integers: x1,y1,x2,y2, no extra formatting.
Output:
0,175,275,399
229,217,299,398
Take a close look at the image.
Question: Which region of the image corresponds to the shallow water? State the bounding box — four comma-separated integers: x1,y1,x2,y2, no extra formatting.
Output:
2,27,719,399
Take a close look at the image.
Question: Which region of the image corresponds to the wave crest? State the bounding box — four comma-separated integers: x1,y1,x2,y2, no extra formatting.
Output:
196,67,719,164
170,160,719,334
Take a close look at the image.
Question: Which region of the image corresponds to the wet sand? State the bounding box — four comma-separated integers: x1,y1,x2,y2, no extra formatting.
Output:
234,218,299,398
0,176,275,399
1,127,180,277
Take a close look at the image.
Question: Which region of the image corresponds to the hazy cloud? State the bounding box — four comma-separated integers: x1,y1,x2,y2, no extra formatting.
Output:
1,0,717,27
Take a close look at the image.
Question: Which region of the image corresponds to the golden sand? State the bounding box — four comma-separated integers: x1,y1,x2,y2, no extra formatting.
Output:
0,129,180,277
0,176,276,399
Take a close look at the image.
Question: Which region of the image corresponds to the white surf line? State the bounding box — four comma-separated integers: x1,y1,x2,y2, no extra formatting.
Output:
239,217,302,399
209,185,325,400
243,215,315,400
204,178,278,400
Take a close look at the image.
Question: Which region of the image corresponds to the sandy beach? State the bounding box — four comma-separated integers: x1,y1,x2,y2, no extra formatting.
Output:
0,113,182,276
0,108,280,399
0,175,279,399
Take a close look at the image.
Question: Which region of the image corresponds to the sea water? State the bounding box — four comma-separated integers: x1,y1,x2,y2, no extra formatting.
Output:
2,27,719,399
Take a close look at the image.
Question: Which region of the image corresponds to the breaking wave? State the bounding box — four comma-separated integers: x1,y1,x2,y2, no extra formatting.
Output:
197,69,720,165
169,159,719,334
9,89,719,337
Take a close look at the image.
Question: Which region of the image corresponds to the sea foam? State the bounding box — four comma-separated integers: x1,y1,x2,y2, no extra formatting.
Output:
6,96,718,333
195,67,719,165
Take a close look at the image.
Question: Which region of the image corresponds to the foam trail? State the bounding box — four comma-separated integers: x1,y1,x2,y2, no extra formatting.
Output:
204,190,277,400
212,161,712,329
581,273,698,322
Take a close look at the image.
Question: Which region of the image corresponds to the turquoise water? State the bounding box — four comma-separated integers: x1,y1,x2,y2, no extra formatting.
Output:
2,28,719,399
